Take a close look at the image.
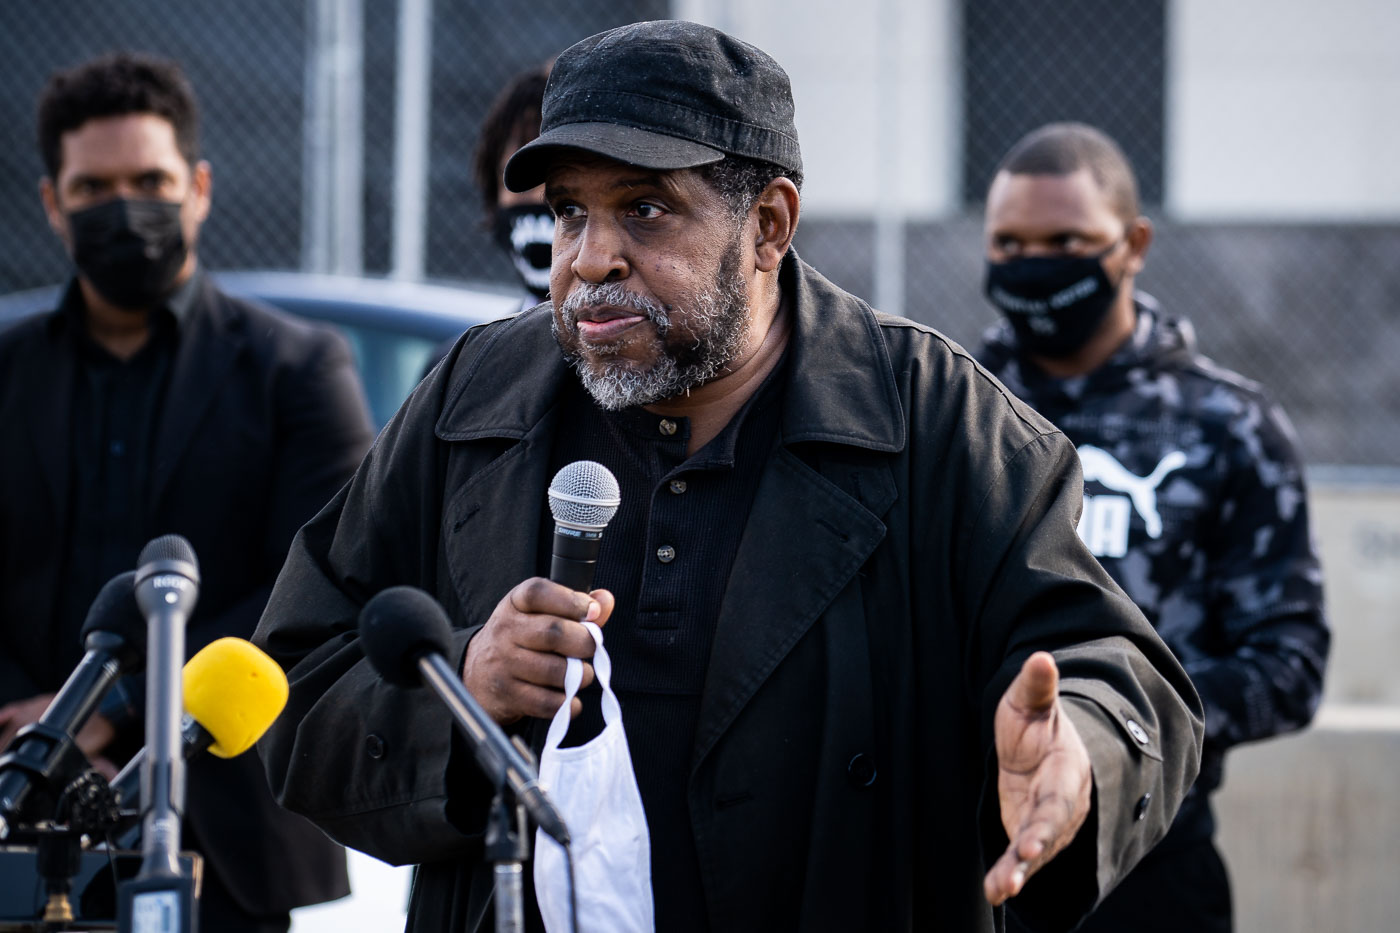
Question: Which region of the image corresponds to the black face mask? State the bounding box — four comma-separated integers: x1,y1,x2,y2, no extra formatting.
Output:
984,242,1124,358
67,197,189,310
492,204,555,302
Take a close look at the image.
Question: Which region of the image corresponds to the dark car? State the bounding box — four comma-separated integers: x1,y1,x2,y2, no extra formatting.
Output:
0,271,524,428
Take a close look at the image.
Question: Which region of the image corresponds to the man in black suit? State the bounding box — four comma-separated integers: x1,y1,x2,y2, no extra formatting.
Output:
0,53,369,931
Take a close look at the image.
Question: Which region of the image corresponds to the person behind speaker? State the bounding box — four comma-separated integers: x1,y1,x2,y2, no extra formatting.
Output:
974,122,1328,933
0,51,371,932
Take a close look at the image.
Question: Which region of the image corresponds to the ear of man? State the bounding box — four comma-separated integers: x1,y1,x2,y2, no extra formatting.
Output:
751,177,800,274
190,159,214,226
1122,215,1154,278
38,176,65,241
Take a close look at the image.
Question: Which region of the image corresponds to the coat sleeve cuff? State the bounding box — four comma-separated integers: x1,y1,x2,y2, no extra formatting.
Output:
1060,689,1169,905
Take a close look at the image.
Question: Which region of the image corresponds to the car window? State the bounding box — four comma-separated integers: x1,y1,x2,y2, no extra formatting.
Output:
329,322,444,428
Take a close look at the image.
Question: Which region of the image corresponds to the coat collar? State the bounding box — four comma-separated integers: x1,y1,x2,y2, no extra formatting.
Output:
25,272,234,516
435,252,907,455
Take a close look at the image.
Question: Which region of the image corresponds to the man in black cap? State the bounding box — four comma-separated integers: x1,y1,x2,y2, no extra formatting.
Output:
256,21,1202,932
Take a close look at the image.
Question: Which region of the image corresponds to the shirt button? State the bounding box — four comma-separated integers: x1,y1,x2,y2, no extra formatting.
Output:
658,419,678,436
847,753,877,788
1125,719,1149,745
656,545,676,563
669,479,688,495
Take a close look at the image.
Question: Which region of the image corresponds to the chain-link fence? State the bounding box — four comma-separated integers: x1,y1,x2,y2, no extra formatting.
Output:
1,0,1397,466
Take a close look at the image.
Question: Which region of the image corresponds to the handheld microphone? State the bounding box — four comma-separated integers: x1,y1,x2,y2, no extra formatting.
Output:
358,587,570,844
110,637,289,811
547,461,621,593
133,535,200,875
0,571,145,838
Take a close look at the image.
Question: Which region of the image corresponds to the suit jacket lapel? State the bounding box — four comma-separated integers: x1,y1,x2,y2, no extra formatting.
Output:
692,447,892,768
150,282,242,509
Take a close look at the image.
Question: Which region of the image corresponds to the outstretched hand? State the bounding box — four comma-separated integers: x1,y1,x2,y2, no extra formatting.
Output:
984,651,1093,906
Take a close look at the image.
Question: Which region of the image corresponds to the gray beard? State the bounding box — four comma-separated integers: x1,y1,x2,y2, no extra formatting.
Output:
554,240,750,410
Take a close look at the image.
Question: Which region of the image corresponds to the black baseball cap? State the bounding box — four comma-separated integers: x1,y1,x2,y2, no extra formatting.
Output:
503,20,802,192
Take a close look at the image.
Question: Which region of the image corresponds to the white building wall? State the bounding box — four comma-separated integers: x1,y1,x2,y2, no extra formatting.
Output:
674,0,961,219
1168,0,1400,220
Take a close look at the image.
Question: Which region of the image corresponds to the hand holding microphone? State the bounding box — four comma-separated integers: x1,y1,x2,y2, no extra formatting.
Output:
461,461,621,725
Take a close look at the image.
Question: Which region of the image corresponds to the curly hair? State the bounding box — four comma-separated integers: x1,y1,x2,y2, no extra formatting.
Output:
37,51,200,178
472,63,551,213
697,155,804,221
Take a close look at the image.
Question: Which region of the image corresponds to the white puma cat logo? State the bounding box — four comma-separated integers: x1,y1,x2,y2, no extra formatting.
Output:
1077,446,1186,539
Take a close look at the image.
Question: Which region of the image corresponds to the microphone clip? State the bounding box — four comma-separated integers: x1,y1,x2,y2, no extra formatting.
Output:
0,722,91,837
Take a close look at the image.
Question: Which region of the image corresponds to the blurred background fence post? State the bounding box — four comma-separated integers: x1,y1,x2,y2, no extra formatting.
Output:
303,0,364,275
391,0,432,282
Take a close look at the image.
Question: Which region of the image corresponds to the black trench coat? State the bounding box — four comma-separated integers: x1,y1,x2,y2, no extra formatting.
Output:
256,254,1202,932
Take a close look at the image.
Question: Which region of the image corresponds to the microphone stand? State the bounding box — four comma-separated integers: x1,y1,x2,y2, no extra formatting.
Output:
417,654,533,933
485,789,529,933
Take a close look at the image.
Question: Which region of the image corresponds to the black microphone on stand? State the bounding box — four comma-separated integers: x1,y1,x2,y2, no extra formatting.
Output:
118,534,200,933
358,587,570,844
547,460,621,593
361,586,582,933
0,571,145,839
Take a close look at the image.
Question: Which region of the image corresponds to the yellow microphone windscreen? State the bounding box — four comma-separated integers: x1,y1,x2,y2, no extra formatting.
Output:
182,637,290,758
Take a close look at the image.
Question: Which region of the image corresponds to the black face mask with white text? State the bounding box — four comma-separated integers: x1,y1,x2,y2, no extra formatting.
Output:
493,204,555,302
984,242,1123,358
67,197,189,310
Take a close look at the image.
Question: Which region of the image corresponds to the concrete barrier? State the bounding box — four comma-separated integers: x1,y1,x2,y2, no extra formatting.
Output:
1215,706,1400,933
1188,476,1400,931
1310,476,1400,705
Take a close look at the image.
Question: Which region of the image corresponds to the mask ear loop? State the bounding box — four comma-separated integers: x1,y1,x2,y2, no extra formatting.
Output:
581,621,623,727
1094,235,1133,295
540,621,615,758
542,648,585,758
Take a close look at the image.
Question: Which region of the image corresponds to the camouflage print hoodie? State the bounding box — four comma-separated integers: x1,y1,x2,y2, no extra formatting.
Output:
977,297,1329,844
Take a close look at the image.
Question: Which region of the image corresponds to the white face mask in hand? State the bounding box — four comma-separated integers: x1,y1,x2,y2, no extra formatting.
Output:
533,621,654,932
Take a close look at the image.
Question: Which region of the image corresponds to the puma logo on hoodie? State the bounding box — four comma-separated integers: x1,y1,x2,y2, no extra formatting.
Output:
1077,446,1186,556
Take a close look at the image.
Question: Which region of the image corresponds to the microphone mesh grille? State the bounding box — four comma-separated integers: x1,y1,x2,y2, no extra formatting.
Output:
137,533,199,572
548,461,621,529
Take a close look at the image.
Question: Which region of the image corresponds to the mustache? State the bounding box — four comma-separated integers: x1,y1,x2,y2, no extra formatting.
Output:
558,282,669,329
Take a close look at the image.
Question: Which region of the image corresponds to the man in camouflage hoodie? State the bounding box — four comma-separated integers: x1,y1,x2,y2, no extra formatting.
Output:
976,123,1328,933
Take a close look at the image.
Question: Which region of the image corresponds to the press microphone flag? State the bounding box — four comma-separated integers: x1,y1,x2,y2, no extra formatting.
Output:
0,570,145,838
